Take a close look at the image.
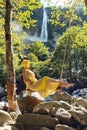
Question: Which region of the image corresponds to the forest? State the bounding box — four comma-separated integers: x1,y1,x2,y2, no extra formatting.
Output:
0,0,87,112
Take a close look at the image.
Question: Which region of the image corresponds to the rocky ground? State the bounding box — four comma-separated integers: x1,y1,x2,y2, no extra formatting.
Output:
0,88,87,130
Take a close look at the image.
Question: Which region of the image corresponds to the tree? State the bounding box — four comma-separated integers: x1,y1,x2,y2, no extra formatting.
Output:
4,0,18,112
84,0,87,8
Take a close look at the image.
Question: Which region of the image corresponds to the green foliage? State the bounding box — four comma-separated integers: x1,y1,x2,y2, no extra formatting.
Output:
13,0,42,28
50,7,66,26
49,1,86,30
29,41,50,61
28,53,38,62
29,59,51,78
51,24,87,82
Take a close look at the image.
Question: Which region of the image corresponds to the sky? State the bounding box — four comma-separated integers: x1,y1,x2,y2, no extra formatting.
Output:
40,0,70,7
41,0,78,8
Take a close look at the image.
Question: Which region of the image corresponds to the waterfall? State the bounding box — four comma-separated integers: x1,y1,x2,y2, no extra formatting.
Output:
40,7,48,42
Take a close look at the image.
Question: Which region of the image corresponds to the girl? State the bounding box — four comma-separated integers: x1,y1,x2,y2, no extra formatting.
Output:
22,60,74,98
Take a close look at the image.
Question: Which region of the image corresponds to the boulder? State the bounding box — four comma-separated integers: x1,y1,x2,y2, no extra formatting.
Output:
69,106,87,126
10,112,18,120
16,113,59,129
17,91,43,113
33,108,49,115
0,110,12,126
33,101,61,113
59,100,71,110
52,92,73,104
82,126,87,130
76,97,87,109
51,107,74,126
13,123,25,130
55,124,76,130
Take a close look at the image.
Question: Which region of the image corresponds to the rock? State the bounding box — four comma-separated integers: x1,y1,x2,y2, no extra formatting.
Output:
55,124,76,130
76,97,87,109
59,100,71,110
33,101,61,113
69,106,87,126
10,112,18,120
31,92,44,101
50,107,74,126
40,127,51,130
52,92,73,104
82,126,87,130
17,91,43,113
0,125,18,130
13,123,25,130
0,110,12,126
16,113,59,129
33,108,49,115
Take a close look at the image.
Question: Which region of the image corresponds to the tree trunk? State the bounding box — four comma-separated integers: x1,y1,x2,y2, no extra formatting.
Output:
84,0,87,8
4,0,18,112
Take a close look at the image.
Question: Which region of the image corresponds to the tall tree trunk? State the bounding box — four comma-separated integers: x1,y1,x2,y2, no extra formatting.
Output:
4,0,18,112
84,0,87,8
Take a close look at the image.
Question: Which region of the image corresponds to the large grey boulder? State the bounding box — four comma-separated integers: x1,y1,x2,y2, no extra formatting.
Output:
16,113,59,129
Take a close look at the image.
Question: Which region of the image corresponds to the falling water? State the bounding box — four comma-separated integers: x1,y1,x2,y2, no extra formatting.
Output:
40,6,48,42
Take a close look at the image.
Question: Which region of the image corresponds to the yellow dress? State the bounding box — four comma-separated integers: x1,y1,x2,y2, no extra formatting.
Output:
28,76,61,98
